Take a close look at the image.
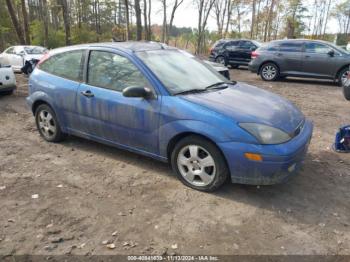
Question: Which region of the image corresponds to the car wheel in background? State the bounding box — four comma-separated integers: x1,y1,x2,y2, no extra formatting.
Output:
260,63,279,81
338,67,349,87
215,56,226,66
35,104,66,142
171,135,228,192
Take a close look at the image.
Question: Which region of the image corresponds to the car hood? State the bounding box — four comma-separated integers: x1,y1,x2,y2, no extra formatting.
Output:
181,82,304,133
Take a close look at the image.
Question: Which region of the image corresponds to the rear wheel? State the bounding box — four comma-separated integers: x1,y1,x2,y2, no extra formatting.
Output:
35,104,66,142
171,135,228,192
260,63,279,81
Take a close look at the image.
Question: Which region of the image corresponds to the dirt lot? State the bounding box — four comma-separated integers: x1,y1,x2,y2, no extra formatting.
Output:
0,69,350,256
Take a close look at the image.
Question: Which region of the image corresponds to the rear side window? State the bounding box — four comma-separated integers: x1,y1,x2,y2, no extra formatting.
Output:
239,41,255,50
305,42,331,54
39,50,84,82
87,51,148,92
278,42,303,52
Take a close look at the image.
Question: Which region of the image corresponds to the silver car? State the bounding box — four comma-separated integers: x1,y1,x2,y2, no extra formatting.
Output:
248,39,350,85
0,45,47,72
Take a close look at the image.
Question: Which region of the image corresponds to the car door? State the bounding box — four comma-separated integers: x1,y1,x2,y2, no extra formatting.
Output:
224,41,240,64
275,42,303,74
34,49,86,130
238,40,257,64
76,49,161,154
302,42,338,78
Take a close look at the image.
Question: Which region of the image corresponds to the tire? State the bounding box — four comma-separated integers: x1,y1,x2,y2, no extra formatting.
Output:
260,62,279,81
35,104,66,142
338,67,349,87
215,56,226,66
171,135,229,192
343,81,350,100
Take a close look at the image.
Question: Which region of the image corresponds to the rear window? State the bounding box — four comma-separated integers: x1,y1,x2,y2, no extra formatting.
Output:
39,50,84,82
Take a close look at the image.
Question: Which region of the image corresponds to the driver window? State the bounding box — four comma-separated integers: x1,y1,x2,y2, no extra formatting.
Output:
87,51,149,92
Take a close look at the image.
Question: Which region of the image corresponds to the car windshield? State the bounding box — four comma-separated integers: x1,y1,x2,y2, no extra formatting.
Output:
24,46,47,54
327,42,350,55
137,49,229,94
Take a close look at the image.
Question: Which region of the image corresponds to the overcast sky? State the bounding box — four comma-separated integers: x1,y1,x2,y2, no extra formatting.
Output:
147,0,340,35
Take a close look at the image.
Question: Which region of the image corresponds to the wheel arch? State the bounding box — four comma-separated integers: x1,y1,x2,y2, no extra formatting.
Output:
32,99,52,115
166,132,229,170
335,64,350,79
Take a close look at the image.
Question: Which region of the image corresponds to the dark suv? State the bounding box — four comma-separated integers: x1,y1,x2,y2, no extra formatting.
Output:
248,39,350,85
209,39,261,68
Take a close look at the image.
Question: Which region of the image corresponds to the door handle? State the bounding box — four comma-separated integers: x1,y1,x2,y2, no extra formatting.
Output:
305,55,310,58
276,53,282,56
81,90,94,98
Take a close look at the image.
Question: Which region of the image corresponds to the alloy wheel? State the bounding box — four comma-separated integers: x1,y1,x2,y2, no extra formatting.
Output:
216,56,225,65
38,110,56,140
177,145,216,187
262,65,277,80
341,70,349,85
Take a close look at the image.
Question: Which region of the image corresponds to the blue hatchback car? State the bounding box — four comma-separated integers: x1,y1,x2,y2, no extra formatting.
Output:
27,42,313,191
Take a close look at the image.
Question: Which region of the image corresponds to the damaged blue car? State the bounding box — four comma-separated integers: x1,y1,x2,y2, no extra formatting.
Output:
27,42,313,191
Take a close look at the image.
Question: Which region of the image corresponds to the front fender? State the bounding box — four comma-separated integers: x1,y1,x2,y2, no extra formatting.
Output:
159,119,238,158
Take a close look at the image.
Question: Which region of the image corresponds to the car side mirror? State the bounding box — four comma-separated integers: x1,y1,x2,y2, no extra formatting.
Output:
328,49,335,57
250,46,257,51
122,86,153,99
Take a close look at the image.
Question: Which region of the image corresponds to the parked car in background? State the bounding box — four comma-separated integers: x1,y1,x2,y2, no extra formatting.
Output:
0,45,47,72
27,42,312,192
0,64,16,95
209,39,261,68
248,39,350,85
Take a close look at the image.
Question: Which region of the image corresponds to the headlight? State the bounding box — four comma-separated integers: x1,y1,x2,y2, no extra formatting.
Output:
239,123,291,144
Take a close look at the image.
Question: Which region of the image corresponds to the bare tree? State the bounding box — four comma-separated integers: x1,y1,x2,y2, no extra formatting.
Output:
161,0,167,43
5,0,26,44
124,0,130,40
148,0,152,39
213,0,228,37
60,0,71,45
196,0,215,54
250,0,256,38
42,0,49,46
167,0,184,43
143,0,149,40
21,0,30,44
135,0,142,40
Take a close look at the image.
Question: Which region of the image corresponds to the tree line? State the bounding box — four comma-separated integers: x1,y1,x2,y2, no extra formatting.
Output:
1,0,350,54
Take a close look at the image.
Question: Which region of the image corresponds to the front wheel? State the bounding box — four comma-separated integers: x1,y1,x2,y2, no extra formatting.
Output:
35,104,66,142
215,56,226,66
171,135,229,192
260,63,279,81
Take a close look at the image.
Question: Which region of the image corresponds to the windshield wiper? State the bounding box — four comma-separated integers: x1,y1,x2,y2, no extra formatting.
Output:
204,81,230,90
174,88,206,95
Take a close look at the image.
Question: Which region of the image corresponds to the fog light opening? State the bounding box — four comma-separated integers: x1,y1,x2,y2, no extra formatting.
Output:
244,153,263,162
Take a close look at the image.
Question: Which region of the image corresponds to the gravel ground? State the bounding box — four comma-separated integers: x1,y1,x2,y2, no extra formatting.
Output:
0,69,349,256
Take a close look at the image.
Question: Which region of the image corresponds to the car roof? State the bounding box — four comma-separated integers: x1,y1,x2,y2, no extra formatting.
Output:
50,41,177,55
268,39,333,45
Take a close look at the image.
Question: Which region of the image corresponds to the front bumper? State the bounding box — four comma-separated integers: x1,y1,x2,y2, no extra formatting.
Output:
218,119,313,185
